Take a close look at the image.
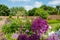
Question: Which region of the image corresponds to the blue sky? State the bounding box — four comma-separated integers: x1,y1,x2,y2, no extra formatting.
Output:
0,0,60,10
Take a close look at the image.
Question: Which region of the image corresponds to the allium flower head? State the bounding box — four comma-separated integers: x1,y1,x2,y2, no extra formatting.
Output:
48,31,55,36
28,34,40,40
25,29,29,33
12,33,19,39
47,33,60,40
56,29,60,36
17,34,28,40
32,18,48,34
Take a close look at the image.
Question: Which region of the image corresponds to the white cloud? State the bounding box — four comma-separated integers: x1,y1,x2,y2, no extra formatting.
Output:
24,1,43,11
48,0,60,5
9,0,31,2
24,6,33,11
52,6,56,8
34,1,43,7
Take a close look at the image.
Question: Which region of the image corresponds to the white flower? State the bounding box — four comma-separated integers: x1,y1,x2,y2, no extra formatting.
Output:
48,31,55,36
49,25,52,29
22,20,26,22
59,29,60,31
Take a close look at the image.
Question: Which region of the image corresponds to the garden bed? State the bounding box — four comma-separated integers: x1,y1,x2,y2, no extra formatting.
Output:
0,17,60,40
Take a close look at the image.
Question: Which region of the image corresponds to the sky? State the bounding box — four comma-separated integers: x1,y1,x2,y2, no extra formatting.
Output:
0,0,60,10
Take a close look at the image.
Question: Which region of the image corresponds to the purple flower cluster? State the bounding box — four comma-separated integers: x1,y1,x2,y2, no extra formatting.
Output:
17,34,40,40
12,33,19,39
17,18,49,40
28,34,40,40
17,34,28,40
46,33,60,40
32,18,48,35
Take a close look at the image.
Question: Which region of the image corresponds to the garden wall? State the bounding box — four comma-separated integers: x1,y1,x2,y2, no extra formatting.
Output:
0,15,60,27
0,15,60,20
47,15,60,20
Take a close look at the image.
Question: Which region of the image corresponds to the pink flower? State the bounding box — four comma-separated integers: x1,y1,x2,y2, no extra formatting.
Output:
25,29,29,33
12,33,19,39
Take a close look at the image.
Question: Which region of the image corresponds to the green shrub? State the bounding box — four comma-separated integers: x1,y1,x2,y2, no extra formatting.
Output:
54,25,60,32
35,9,49,19
39,11,49,19
22,19,32,35
2,18,32,34
2,19,21,34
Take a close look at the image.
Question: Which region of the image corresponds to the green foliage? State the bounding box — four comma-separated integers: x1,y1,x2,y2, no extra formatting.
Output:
54,25,60,32
2,18,32,35
0,4,10,16
56,5,60,10
48,20,60,32
0,4,60,16
2,19,21,34
10,7,27,16
56,5,60,15
35,9,49,19
48,20,60,24
40,5,57,15
22,19,32,35
28,7,49,19
9,15,12,18
28,8,37,16
5,34,14,40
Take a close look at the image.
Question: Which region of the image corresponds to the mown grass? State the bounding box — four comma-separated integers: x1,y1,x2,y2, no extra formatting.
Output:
48,20,60,32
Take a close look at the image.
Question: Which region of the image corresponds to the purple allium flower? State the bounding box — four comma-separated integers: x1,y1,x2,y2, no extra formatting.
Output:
56,29,60,37
46,33,60,40
48,31,55,36
12,33,19,39
25,29,29,33
28,34,40,40
17,34,28,40
31,18,48,35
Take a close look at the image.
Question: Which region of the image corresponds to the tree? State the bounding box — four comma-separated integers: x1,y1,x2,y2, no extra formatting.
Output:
10,7,17,16
10,7,27,16
28,8,37,16
56,5,60,15
35,9,49,19
40,5,48,10
0,4,10,16
40,5,57,15
28,7,49,19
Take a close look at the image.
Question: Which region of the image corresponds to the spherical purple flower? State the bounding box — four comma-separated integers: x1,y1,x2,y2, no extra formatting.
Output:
31,18,48,35
56,29,60,37
28,34,40,40
25,29,29,33
12,33,19,39
46,33,60,40
17,34,28,40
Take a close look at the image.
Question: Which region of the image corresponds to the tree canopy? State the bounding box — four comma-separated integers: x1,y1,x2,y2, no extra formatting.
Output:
10,7,27,16
0,4,10,16
0,4,60,17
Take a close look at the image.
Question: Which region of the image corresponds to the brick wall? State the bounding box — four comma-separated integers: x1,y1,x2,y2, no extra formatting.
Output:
0,15,60,20
47,15,60,20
